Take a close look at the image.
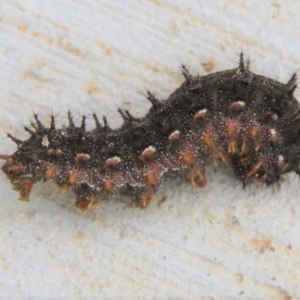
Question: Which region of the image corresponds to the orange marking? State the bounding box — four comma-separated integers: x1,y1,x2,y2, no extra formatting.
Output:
168,130,180,144
218,152,228,165
239,156,251,165
18,179,34,201
255,143,261,151
68,172,77,184
44,167,54,180
247,160,264,177
227,122,237,137
102,179,115,192
194,109,207,121
228,141,237,153
58,184,69,194
0,154,10,160
188,170,207,188
7,162,25,173
76,195,101,211
241,140,247,154
75,153,91,165
202,133,215,148
105,156,121,171
249,127,258,138
182,153,195,166
141,146,156,163
136,193,154,209
212,157,218,167
145,170,158,186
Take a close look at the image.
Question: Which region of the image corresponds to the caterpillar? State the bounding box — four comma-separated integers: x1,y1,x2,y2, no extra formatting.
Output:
1,53,299,211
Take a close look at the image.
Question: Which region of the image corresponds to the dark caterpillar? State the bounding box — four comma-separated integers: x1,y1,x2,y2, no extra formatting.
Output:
1,53,300,210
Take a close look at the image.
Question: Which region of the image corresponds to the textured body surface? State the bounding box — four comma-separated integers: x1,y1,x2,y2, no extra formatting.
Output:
2,58,300,210
1,0,300,298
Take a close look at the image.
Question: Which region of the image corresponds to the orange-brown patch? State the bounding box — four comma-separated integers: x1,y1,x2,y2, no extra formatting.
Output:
75,153,91,165
7,162,25,173
141,146,156,163
18,179,34,201
168,130,180,144
228,141,237,153
247,238,271,253
202,133,215,148
136,193,154,209
254,143,262,151
181,153,195,166
194,109,207,122
75,195,100,211
68,172,77,184
102,179,115,192
226,121,237,137
145,170,158,186
201,58,216,72
247,160,264,177
105,157,121,171
44,167,54,180
249,126,258,138
188,170,207,188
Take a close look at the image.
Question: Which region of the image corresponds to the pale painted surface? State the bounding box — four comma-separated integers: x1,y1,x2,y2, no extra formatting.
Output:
0,0,300,298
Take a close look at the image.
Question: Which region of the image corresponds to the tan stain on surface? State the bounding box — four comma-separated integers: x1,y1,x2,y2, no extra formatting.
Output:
247,238,271,253
96,42,112,56
201,58,216,72
146,0,161,6
235,273,244,284
17,24,28,32
31,31,53,44
276,290,293,300
85,77,103,95
74,230,87,240
57,39,85,59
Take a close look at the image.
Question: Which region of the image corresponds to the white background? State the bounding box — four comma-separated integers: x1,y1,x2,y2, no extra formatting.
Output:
0,0,300,298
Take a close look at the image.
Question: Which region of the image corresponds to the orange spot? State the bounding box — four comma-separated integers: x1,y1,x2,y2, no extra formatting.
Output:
168,130,180,144
188,170,207,188
75,153,91,165
105,156,121,171
44,167,54,180
226,122,237,137
218,152,228,164
141,146,156,164
228,141,237,153
182,153,195,166
68,172,77,184
202,133,215,148
18,179,34,201
249,127,258,138
247,160,264,177
194,109,207,125
7,162,25,173
241,140,247,154
255,143,261,151
58,184,69,194
145,170,158,186
136,193,154,209
76,195,100,211
240,156,251,165
102,179,114,192
212,157,218,167
228,101,245,113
